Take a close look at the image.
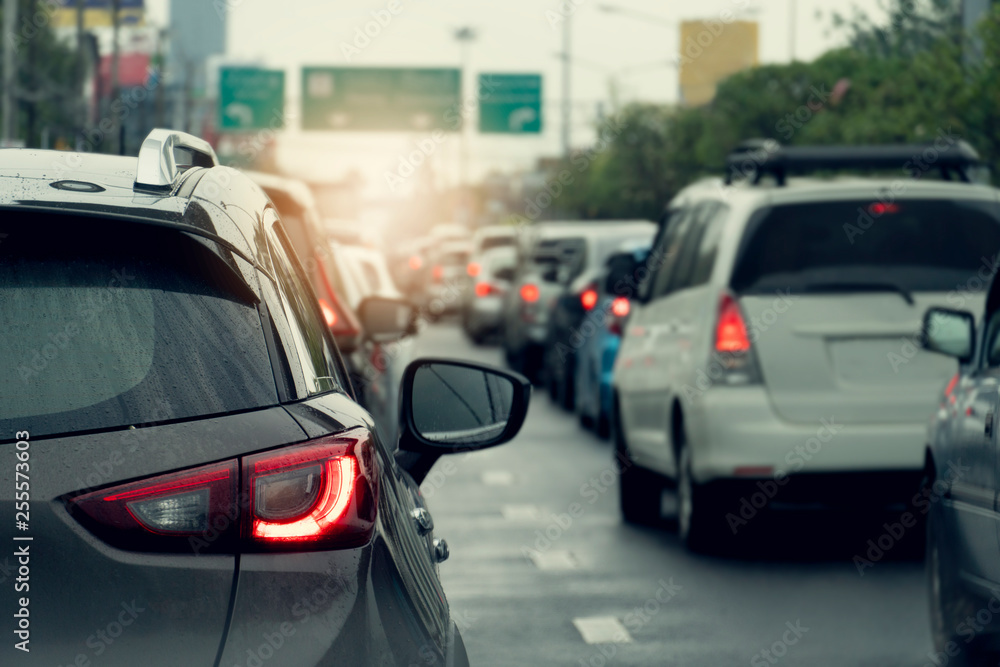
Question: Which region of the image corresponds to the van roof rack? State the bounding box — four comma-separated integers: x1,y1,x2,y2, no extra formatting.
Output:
134,128,218,193
724,139,982,186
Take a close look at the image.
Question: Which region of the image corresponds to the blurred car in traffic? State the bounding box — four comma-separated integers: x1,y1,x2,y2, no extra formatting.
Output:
574,244,652,438
462,245,517,344
0,129,532,666
500,221,656,384
243,169,362,355
613,141,1000,553
424,239,473,320
337,242,416,442
921,298,1000,663
543,224,657,411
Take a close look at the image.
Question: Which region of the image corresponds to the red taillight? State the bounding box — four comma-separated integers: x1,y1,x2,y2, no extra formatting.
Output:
68,429,377,553
409,255,423,271
520,283,540,303
318,298,338,328
475,282,492,297
432,265,444,282
716,293,751,352
581,288,599,311
467,262,481,277
611,297,630,318
70,461,238,551
869,202,900,216
944,373,959,397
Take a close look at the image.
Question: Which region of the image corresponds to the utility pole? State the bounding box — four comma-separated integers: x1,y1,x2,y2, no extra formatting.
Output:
111,0,121,153
561,14,571,158
77,0,88,144
2,0,18,145
454,26,476,226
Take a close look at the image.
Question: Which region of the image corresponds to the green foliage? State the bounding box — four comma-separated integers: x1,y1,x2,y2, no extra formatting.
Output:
552,1,1000,220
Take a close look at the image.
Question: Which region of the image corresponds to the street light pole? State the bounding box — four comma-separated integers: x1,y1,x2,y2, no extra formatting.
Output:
561,13,571,158
2,0,18,144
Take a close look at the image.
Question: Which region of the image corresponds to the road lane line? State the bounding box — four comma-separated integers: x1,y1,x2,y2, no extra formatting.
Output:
572,617,633,644
501,504,544,521
482,470,514,486
529,550,580,571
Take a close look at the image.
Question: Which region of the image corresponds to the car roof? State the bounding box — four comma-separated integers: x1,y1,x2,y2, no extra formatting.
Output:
0,138,273,273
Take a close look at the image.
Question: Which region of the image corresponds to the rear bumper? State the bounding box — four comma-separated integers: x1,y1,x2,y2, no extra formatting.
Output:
687,387,928,488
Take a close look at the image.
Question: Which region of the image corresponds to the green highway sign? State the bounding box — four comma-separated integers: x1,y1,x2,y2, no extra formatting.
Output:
479,73,542,134
219,67,285,131
301,67,462,132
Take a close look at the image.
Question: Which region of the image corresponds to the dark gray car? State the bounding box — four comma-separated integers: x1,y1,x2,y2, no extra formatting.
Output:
0,130,530,666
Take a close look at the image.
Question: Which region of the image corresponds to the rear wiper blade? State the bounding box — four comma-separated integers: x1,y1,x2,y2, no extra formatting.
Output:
797,281,915,305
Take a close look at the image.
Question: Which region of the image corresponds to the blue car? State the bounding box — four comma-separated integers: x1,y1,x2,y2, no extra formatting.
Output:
575,244,651,438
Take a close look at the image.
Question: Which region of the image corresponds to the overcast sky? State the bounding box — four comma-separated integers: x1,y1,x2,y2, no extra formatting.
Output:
147,0,885,196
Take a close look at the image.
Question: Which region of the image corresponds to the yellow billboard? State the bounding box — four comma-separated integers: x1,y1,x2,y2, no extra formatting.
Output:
679,20,758,106
51,4,145,29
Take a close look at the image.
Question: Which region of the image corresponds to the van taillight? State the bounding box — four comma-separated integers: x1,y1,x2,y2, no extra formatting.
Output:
520,284,540,303
711,292,761,386
580,287,598,311
716,293,751,352
68,429,377,553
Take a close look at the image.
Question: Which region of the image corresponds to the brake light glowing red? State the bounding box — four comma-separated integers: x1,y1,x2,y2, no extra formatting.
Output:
520,284,540,303
318,298,338,328
869,202,899,215
611,297,630,318
716,293,751,352
581,288,599,311
432,265,443,282
475,282,493,297
68,429,377,553
409,255,423,271
467,262,481,277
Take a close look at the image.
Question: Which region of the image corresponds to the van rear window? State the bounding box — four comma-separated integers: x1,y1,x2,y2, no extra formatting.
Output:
0,219,278,439
731,199,1000,294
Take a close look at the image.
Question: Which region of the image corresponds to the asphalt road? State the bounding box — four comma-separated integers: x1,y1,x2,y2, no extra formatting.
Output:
413,322,933,667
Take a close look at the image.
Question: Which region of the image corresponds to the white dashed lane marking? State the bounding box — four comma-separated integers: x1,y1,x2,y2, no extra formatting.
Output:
482,470,514,486
529,550,581,571
572,616,633,644
500,504,544,521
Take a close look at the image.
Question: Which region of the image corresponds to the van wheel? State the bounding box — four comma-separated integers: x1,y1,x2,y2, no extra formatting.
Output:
615,416,663,525
677,443,732,554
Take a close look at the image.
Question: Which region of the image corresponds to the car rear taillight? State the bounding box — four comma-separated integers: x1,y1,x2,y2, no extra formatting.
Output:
467,262,481,277
432,265,444,282
580,287,598,311
607,297,630,336
68,429,377,553
520,284,540,303
70,461,239,552
318,298,338,328
245,433,376,549
711,292,761,385
409,255,423,271
476,282,504,297
716,293,751,352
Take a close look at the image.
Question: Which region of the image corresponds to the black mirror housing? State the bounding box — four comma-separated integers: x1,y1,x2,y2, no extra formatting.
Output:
397,358,530,456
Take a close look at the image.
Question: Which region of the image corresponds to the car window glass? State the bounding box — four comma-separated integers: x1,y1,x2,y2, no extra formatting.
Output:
648,208,695,301
986,311,1000,367
668,203,718,293
265,216,342,397
0,218,277,438
689,203,730,286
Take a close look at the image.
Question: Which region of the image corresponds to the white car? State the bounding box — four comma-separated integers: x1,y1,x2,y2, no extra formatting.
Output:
612,141,1000,552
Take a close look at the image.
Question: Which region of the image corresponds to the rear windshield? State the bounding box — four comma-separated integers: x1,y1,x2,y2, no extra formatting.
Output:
0,219,278,439
480,235,514,252
731,199,1000,294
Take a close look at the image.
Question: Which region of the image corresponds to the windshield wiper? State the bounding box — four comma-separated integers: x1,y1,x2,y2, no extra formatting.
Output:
796,281,915,306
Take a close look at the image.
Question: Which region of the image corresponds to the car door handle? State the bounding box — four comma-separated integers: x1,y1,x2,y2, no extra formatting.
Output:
411,508,434,535
986,412,994,438
433,538,450,563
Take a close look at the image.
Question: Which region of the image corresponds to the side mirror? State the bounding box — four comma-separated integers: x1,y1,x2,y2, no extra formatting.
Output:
921,307,975,363
357,296,417,343
605,256,639,295
396,359,531,483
